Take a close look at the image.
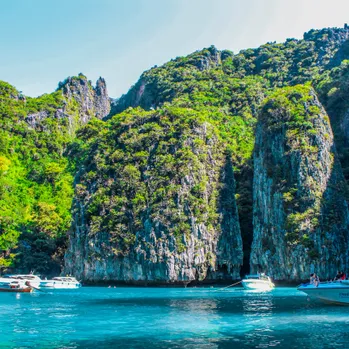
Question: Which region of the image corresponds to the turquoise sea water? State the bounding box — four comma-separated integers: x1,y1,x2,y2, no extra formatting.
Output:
0,287,348,348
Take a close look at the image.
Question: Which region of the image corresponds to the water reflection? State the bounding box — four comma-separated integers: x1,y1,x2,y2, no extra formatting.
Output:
169,297,219,313
241,292,279,348
165,297,221,343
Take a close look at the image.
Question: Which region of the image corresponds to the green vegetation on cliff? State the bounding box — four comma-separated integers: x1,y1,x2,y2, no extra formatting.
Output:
251,84,349,279
71,106,240,255
0,81,74,272
2,25,349,279
0,74,109,273
110,26,349,272
260,85,330,246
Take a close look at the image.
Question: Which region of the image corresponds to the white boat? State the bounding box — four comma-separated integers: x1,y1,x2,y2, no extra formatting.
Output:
40,277,81,289
297,280,349,304
0,274,42,288
241,274,275,291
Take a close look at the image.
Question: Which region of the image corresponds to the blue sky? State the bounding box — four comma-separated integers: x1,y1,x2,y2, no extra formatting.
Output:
1,0,349,98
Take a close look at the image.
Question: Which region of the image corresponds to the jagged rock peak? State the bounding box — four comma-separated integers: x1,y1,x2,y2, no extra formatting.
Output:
58,73,111,123
94,77,111,119
188,45,222,71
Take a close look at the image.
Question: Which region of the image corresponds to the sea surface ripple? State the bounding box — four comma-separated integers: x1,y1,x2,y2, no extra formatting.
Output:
0,287,348,348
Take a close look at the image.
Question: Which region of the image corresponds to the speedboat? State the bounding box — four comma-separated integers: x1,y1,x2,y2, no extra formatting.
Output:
297,280,349,304
40,277,81,289
0,274,42,288
241,274,275,291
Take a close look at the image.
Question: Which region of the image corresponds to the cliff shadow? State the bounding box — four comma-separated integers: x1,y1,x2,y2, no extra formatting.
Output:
234,158,254,276
318,149,349,276
212,154,253,279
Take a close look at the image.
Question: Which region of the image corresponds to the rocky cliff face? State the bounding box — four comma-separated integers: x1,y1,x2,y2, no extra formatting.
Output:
26,74,110,131
59,74,110,125
93,77,111,118
64,26,349,283
65,108,243,283
5,25,349,281
250,85,349,280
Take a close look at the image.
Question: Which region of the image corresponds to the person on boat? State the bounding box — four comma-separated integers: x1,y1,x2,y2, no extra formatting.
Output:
24,281,33,290
333,271,342,281
333,271,346,281
310,273,319,287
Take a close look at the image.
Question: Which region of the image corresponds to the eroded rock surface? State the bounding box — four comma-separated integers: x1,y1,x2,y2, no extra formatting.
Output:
65,110,243,284
250,85,349,280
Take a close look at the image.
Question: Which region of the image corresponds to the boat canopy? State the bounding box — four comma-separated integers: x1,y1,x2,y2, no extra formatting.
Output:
7,275,41,281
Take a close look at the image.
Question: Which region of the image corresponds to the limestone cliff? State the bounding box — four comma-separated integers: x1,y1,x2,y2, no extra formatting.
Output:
65,108,243,284
250,85,349,280
5,25,349,281
26,74,110,131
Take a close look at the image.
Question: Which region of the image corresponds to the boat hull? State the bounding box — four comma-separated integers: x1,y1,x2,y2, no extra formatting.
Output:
298,283,349,304
0,287,33,293
40,279,81,289
241,279,274,291
40,283,80,289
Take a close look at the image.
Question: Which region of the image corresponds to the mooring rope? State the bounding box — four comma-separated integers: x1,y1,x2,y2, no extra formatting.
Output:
213,280,242,292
